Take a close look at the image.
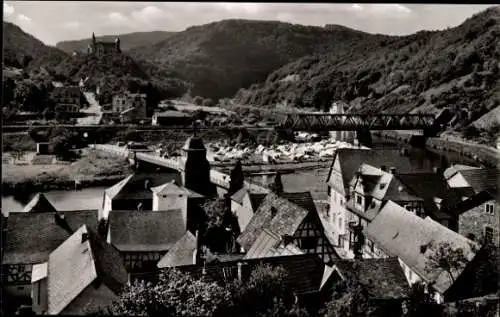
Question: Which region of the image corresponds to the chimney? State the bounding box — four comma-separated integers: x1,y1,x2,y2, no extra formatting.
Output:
237,262,243,282
137,203,143,212
81,232,89,243
380,165,387,172
390,167,396,175
144,180,150,190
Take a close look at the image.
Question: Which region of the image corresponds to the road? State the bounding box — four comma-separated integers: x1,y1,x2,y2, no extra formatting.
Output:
76,92,102,125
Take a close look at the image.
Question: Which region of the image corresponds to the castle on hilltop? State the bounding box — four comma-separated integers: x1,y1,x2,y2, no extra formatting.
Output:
87,32,121,57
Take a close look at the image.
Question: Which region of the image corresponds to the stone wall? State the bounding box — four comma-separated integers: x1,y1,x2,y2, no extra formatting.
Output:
458,200,499,245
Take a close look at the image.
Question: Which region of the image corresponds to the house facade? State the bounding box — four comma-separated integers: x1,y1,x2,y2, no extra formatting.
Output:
1,211,97,299
112,93,147,122
50,86,82,107
230,188,266,232
325,149,415,252
237,192,340,265
107,209,187,275
32,225,128,315
364,201,480,304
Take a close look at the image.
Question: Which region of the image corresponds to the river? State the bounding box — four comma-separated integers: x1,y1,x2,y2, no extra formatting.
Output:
1,134,482,215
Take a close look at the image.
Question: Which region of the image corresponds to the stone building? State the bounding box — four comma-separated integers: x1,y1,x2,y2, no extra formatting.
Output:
112,93,148,123
87,32,121,57
50,86,82,108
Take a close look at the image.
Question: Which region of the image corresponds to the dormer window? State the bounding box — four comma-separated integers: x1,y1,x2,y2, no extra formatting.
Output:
356,195,362,205
485,203,494,214
379,183,386,190
271,207,277,217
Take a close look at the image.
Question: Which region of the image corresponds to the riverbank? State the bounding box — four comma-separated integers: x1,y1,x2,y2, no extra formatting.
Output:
374,131,499,168
2,149,132,196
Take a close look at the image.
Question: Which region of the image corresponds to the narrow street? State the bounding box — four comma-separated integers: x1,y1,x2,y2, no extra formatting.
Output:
76,92,102,125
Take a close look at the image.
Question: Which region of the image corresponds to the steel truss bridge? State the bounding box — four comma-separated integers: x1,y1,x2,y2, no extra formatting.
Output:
4,112,446,144
276,113,439,132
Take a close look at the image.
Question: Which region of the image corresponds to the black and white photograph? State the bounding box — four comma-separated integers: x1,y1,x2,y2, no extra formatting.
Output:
1,2,499,316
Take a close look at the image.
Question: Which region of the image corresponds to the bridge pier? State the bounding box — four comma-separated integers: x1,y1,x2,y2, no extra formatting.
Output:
356,128,372,148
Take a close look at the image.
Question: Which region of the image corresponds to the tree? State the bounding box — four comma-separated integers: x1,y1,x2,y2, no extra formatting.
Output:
202,98,215,108
404,281,440,317
227,160,245,198
424,242,470,285
229,264,309,317
202,198,240,253
106,269,230,316
322,271,375,317
269,172,284,194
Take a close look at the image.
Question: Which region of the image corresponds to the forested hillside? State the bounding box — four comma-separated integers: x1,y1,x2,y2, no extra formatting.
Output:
3,21,68,69
129,19,394,100
55,31,176,53
233,7,500,137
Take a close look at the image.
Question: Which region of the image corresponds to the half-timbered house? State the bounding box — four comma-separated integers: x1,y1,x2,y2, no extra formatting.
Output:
364,201,487,303
2,211,97,298
325,148,415,251
32,225,128,315
22,193,57,213
237,192,340,265
107,209,187,276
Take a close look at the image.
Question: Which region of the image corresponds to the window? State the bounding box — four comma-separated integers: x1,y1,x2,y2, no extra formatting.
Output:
332,213,336,223
484,226,493,244
485,203,495,214
356,195,362,205
338,218,342,230
301,237,318,249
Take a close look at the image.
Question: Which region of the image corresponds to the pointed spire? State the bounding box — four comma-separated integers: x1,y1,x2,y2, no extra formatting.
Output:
92,32,96,44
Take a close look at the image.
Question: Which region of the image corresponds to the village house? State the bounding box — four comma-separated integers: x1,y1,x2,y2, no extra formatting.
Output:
445,168,500,245
230,187,267,232
31,225,128,315
175,253,333,313
326,148,416,250
112,93,147,123
100,173,204,223
243,228,304,260
364,201,495,303
106,209,187,277
322,257,410,315
22,193,57,213
1,211,97,299
237,192,340,265
50,86,83,108
343,164,462,258
152,110,194,126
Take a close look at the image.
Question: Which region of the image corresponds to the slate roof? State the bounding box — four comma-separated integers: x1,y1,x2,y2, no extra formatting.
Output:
237,193,310,251
22,193,57,213
176,253,327,295
249,193,267,210
327,148,415,196
279,192,318,213
231,187,248,204
443,164,481,180
457,169,499,197
244,229,303,260
108,209,186,252
155,110,192,118
329,258,409,300
183,136,206,151
2,211,98,264
47,225,128,315
396,173,461,219
157,231,197,268
364,201,477,294
105,173,182,200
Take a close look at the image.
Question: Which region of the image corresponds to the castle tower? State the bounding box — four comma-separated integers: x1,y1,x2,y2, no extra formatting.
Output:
181,136,216,197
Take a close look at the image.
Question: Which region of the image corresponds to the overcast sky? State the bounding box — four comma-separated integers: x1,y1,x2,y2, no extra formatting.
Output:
3,2,496,46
